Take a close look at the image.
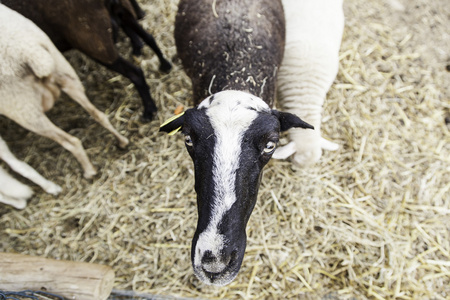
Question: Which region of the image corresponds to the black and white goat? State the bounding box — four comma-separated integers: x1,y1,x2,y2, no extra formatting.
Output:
160,0,313,286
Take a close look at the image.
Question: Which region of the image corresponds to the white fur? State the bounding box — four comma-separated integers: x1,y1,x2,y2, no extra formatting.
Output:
0,135,62,209
0,165,33,210
276,0,344,166
0,4,128,185
194,231,227,274
0,136,62,202
193,90,269,275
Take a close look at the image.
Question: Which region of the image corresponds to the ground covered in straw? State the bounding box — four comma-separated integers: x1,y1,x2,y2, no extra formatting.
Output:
1,0,449,299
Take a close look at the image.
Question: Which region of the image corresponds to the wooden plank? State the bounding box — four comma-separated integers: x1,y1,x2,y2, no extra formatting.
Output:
0,252,114,300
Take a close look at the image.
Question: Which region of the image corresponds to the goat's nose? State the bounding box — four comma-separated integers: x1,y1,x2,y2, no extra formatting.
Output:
201,250,216,264
201,250,231,274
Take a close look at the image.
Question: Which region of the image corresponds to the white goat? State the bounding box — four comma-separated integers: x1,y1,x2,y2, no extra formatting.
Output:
0,3,129,207
0,136,62,209
274,0,344,165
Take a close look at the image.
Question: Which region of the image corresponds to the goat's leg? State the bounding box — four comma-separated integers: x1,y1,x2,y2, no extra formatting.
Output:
0,192,27,210
122,25,145,56
0,165,32,209
128,0,146,19
0,137,62,195
59,76,129,148
51,5,161,121
110,14,143,56
101,56,158,121
119,12,172,73
0,165,33,199
10,112,97,179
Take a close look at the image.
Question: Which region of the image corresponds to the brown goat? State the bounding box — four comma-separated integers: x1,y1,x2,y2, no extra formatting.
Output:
3,0,172,121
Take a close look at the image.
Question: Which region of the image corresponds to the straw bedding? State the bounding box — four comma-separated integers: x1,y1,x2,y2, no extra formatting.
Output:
0,0,448,299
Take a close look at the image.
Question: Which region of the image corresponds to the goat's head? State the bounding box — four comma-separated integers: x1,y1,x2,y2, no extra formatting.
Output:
160,90,313,286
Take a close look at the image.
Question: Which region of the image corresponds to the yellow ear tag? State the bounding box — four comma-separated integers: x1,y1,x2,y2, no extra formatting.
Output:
160,111,185,136
168,127,182,136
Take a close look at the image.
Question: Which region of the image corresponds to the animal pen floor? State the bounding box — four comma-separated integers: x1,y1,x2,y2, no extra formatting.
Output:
0,0,448,299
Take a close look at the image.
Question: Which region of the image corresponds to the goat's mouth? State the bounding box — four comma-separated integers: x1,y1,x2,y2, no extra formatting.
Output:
193,250,242,286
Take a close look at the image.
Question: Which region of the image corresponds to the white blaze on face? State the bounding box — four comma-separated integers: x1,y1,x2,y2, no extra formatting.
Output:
194,90,270,269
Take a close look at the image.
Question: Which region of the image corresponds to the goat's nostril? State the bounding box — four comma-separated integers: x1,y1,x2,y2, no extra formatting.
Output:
218,250,236,266
201,250,216,264
223,250,237,266
230,250,238,261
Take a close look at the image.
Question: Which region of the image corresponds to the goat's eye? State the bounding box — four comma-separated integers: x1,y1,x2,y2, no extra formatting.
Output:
263,141,277,154
185,135,193,147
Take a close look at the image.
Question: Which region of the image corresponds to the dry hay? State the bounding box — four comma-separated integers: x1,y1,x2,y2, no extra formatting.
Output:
0,0,449,299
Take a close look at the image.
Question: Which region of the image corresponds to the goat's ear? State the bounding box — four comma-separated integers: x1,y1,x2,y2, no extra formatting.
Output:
272,110,314,132
160,112,186,135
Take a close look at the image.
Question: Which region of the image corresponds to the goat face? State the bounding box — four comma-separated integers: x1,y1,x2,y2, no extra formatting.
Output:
160,90,313,286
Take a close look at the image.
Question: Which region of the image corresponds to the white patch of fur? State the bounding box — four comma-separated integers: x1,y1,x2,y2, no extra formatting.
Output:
193,90,269,273
198,90,270,112
278,0,344,166
0,165,32,209
194,231,226,271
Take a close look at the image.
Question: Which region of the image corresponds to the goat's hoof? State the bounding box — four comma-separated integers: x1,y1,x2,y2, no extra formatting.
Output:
118,136,130,149
159,60,172,73
13,199,27,210
140,111,156,123
44,182,62,195
83,168,97,180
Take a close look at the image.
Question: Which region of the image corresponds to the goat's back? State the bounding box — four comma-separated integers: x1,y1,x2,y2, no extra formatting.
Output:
175,0,285,106
2,0,137,63
0,4,54,79
0,4,80,114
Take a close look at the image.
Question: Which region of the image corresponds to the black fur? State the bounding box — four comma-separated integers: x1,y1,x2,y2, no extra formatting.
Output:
175,0,285,106
272,110,315,131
